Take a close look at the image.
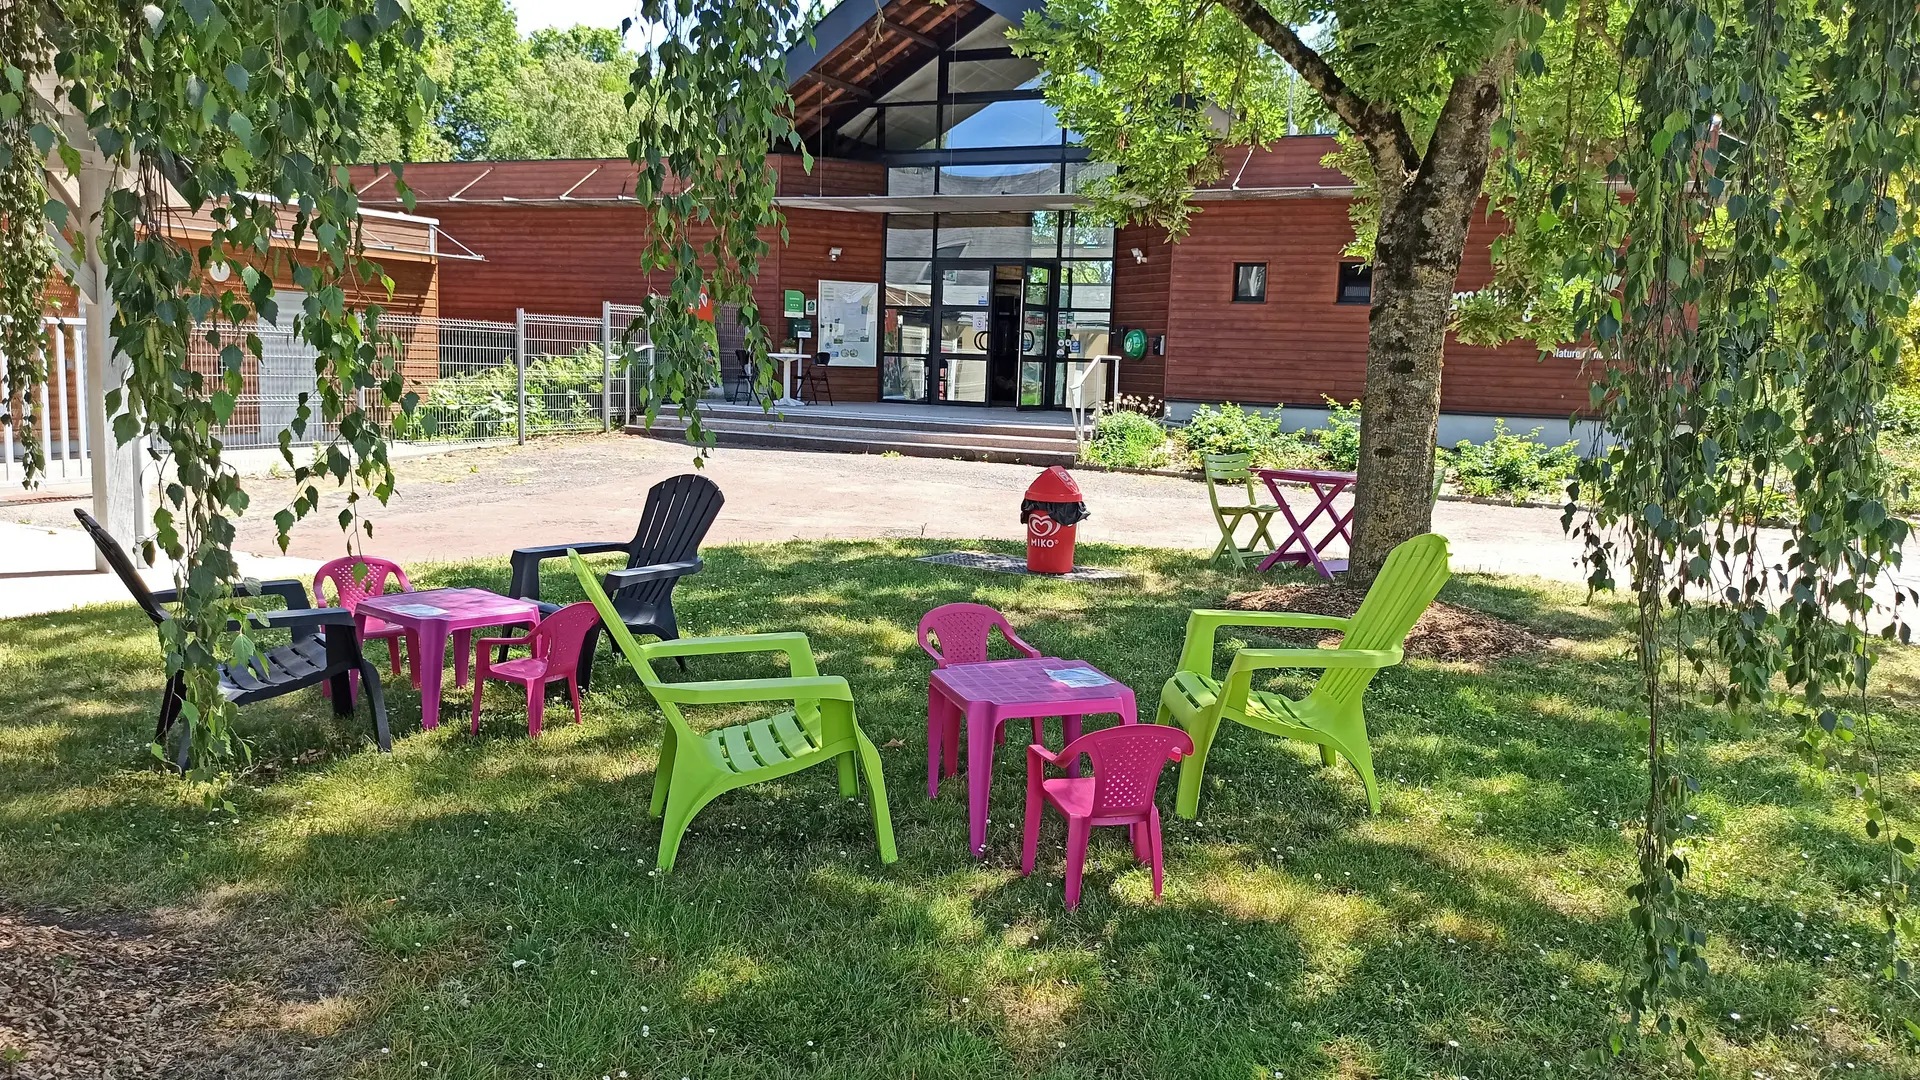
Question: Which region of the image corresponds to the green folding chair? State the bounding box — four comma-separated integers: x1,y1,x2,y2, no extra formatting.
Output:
568,551,897,872
1203,452,1281,568
1157,533,1450,816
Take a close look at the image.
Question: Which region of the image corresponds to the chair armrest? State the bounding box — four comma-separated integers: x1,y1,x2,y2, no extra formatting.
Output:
1004,629,1044,659
1026,742,1067,770
230,607,355,632
245,578,313,610
1177,609,1353,672
647,674,853,706
605,558,702,588
509,540,629,599
1228,645,1402,674
641,632,820,677
150,587,181,605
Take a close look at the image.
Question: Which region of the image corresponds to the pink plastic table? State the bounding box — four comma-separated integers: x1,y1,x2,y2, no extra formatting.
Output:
1255,468,1356,579
928,657,1137,856
356,587,541,730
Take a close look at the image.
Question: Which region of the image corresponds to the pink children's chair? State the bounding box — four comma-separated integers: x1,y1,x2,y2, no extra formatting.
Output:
919,602,1062,769
1021,724,1194,911
470,602,601,737
314,556,416,679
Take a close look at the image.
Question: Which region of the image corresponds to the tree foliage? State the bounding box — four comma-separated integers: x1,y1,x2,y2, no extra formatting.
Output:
1,0,433,777
1018,0,1552,581
622,0,811,448
1568,0,1920,1055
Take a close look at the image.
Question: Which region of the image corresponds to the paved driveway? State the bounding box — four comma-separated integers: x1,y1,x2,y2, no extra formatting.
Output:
182,434,1588,581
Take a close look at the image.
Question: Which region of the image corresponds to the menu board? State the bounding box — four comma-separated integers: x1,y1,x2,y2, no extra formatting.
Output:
816,279,879,367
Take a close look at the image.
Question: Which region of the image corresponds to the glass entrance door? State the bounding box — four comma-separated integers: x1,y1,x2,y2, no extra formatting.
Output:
932,258,1058,407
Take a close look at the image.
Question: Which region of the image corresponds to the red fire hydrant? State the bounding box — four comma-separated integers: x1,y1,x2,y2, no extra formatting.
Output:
1020,466,1088,574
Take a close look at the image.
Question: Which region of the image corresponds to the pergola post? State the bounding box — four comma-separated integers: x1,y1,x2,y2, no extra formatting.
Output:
77,158,145,570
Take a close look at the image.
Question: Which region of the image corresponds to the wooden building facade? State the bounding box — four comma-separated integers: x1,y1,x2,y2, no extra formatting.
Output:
347,0,1592,435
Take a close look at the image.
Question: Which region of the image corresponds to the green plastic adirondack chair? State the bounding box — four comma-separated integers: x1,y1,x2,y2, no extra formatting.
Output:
1157,533,1450,816
568,550,897,872
1203,452,1281,568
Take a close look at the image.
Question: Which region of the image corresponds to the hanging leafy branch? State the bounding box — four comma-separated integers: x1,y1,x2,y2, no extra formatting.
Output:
1570,0,1920,1058
623,0,810,451
1,1,432,778
0,4,53,481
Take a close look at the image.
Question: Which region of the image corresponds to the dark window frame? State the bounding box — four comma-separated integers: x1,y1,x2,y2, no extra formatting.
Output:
1232,262,1268,304
1336,261,1373,305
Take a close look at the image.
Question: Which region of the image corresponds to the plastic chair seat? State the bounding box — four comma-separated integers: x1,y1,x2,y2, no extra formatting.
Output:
489,656,549,681
703,711,824,776
1164,671,1302,728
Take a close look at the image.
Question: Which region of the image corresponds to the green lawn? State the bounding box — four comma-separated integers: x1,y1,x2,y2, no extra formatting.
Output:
2,539,1916,1079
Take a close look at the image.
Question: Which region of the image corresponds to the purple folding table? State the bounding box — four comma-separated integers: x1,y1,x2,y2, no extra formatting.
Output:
1255,467,1356,578
356,587,540,730
928,657,1137,856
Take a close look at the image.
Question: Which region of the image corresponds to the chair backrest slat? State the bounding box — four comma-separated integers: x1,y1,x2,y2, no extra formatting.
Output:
1060,724,1194,816
74,509,168,625
1314,533,1450,705
918,603,1023,667
314,556,411,613
620,473,724,604
533,602,602,674
1202,452,1259,510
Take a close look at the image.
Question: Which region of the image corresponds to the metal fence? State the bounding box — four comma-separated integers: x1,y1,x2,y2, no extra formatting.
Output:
0,305,653,485
2,318,91,485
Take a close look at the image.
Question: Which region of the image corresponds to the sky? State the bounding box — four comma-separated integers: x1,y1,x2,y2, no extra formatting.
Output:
511,1,644,37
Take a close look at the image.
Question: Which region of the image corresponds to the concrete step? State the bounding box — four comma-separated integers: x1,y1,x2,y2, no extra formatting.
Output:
693,402,1077,441
631,412,1080,467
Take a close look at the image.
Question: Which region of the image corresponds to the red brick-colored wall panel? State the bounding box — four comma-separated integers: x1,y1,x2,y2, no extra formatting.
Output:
1110,222,1172,401
1159,198,1591,417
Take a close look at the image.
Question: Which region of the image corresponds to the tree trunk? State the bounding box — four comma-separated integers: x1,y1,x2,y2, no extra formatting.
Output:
1345,64,1511,583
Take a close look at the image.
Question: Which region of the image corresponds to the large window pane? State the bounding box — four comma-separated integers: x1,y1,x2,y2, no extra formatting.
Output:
943,98,1061,150
888,167,934,196
882,355,928,402
934,212,1060,260
937,162,1062,198
1057,310,1110,358
1063,260,1114,309
940,356,988,403
1065,160,1118,193
939,308,991,355
885,260,933,306
1061,212,1115,257
835,108,881,149
886,216,934,258
882,105,939,151
937,265,991,312
885,308,931,354
947,57,1041,95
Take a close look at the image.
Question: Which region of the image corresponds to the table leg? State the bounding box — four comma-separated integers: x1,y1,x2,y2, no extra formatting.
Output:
453,629,471,688
1063,714,1082,777
926,685,944,800
967,705,994,856
417,630,449,730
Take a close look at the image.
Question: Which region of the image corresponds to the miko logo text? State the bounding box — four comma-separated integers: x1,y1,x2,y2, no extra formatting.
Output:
1028,514,1061,547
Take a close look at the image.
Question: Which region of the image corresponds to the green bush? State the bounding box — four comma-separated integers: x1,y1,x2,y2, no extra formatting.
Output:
1449,420,1579,502
1316,398,1362,471
1081,407,1174,469
423,347,608,439
1882,384,1920,437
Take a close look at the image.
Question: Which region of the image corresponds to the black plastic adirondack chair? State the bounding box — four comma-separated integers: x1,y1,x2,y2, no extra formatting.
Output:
75,509,392,769
506,473,723,690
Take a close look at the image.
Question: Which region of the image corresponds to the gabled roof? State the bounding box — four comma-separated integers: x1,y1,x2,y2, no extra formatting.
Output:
784,0,1044,141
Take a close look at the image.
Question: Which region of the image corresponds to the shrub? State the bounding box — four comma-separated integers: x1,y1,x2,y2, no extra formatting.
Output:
1081,407,1174,469
1314,398,1362,471
1174,403,1323,470
1882,384,1920,437
423,346,608,439
1449,420,1579,502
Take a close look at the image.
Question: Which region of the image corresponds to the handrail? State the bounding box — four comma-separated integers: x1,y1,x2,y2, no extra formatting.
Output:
1066,354,1122,449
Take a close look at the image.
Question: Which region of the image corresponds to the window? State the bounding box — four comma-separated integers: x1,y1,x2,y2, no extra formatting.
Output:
1233,262,1267,303
1337,262,1373,305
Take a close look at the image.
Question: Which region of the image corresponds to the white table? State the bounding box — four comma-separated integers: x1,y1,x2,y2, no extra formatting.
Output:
768,351,811,407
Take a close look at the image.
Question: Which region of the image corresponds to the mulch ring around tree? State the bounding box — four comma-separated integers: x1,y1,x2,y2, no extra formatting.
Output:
1222,583,1549,663
0,908,357,1079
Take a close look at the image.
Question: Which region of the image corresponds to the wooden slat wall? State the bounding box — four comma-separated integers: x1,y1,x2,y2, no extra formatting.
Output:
1111,222,1170,402
1114,198,1589,417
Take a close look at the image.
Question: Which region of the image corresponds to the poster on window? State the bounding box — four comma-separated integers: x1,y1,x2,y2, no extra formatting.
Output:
816,279,879,367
